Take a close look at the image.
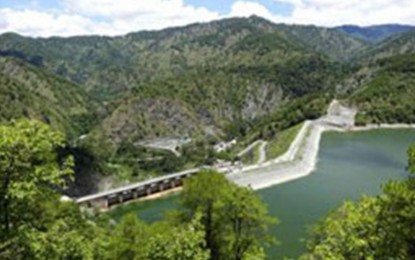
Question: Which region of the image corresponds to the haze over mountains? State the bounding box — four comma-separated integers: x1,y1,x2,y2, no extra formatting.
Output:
1,16,415,193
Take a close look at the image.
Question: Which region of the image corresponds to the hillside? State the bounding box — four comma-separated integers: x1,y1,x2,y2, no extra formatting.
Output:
1,16,415,191
0,16,357,140
97,51,345,147
355,30,415,62
0,57,95,138
350,53,415,124
337,24,415,43
0,16,367,101
276,24,368,60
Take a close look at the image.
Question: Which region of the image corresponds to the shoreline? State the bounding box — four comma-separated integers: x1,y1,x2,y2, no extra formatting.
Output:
229,123,415,191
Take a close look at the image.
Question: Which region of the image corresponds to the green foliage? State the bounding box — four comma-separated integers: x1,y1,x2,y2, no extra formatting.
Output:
240,142,261,165
0,119,73,238
19,201,99,260
146,216,209,260
0,119,101,260
357,30,415,62
266,123,303,159
351,54,415,125
103,213,150,259
0,57,95,138
408,145,415,174
250,94,331,141
180,171,276,260
337,24,415,44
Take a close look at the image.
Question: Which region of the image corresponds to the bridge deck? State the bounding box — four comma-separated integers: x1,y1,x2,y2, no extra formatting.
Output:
76,167,202,204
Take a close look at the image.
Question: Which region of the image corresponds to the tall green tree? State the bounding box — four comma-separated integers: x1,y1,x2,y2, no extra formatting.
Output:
222,187,276,260
0,119,73,239
181,170,232,259
0,120,104,260
180,170,276,260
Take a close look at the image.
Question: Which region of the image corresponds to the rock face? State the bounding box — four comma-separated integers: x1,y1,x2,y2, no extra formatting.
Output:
321,100,358,128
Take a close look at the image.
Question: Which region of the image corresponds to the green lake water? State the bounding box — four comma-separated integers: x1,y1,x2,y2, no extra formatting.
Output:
109,129,415,259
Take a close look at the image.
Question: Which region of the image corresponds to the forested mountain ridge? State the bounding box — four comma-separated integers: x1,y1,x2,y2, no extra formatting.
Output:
0,57,95,138
336,24,415,43
1,16,415,189
355,30,415,62
0,16,368,100
275,23,368,60
0,16,354,141
347,32,415,124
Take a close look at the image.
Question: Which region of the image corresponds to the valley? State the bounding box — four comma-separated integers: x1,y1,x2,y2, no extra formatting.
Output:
1,13,415,260
2,16,415,196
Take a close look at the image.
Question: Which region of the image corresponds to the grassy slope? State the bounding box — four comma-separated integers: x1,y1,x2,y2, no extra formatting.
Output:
240,142,262,165
266,123,304,159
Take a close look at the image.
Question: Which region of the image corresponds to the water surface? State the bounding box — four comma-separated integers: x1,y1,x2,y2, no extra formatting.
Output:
109,129,415,259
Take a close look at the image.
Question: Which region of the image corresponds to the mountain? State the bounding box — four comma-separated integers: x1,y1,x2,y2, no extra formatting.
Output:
338,30,415,124
86,17,356,149
337,24,415,43
1,16,415,188
349,53,415,125
276,24,368,60
0,16,358,142
355,30,415,62
0,57,94,138
0,16,366,101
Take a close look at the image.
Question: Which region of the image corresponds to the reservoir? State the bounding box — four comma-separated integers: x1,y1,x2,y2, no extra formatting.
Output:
109,129,415,259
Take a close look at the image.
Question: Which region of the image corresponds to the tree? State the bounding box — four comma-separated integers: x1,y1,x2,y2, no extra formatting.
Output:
222,187,276,260
19,201,98,260
407,144,415,174
146,215,209,260
180,170,232,259
180,170,276,260
103,213,150,260
0,119,73,239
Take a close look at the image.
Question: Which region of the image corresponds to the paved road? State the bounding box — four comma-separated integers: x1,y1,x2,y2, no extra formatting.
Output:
228,100,357,190
237,140,263,157
257,141,267,164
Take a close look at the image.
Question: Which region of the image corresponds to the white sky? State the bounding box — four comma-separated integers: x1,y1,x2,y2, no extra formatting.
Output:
0,0,414,37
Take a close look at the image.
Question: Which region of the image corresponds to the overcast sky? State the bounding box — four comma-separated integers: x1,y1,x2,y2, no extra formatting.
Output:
1,0,414,37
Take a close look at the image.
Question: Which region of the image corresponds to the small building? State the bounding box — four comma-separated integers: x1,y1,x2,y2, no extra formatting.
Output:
214,139,237,153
